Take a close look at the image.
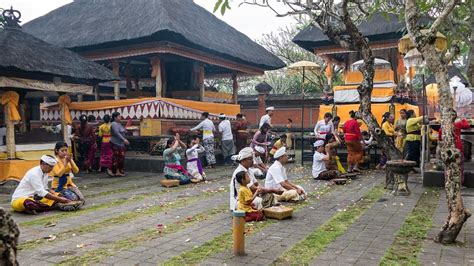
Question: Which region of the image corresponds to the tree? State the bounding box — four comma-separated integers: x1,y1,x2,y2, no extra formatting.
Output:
215,0,401,160
405,0,471,244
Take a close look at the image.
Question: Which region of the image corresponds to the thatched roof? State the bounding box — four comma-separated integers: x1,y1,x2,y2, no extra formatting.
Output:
24,0,285,71
293,14,414,53
0,27,117,84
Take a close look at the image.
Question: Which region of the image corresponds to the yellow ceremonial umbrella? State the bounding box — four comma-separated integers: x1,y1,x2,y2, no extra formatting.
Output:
287,60,321,166
398,29,447,54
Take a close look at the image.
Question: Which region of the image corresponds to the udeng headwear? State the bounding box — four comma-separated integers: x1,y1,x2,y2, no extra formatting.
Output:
41,155,57,166
231,147,253,161
266,107,275,111
313,140,325,147
273,147,287,159
219,113,226,119
254,146,265,154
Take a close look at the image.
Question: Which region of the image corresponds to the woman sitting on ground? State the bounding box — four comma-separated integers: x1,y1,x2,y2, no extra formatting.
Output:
163,133,193,185
50,142,85,203
186,136,206,182
235,170,264,222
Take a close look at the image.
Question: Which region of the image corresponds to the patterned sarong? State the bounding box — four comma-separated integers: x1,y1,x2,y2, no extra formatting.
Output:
346,140,363,165
202,138,216,165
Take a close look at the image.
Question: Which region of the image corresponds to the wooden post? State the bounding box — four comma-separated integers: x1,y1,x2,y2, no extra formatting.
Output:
151,57,162,97
4,105,15,159
112,60,120,100
198,64,205,101
60,107,68,144
125,64,132,97
94,85,100,101
232,73,239,104
77,94,83,102
232,210,245,256
19,104,27,133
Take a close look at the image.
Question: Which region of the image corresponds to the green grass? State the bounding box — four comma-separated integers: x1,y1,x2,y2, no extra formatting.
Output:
19,181,223,227
56,205,229,265
18,189,227,251
163,184,336,265
380,189,441,265
275,185,386,265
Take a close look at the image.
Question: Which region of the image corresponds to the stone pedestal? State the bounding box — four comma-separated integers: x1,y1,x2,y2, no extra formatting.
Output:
386,160,417,196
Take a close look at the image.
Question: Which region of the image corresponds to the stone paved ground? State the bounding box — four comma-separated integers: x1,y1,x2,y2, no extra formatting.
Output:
2,164,474,265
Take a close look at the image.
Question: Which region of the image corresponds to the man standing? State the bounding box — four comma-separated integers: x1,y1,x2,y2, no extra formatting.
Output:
259,107,274,128
229,148,279,211
191,112,216,168
265,147,306,202
233,113,248,153
11,155,71,214
218,113,235,165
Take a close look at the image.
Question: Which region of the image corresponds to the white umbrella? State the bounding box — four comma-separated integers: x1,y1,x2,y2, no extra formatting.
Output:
351,58,391,71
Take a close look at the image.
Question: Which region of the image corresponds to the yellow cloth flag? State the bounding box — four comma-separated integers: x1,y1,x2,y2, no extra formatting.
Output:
0,91,21,122
58,95,72,124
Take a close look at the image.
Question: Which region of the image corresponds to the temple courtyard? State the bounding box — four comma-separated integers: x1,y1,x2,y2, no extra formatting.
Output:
0,165,473,266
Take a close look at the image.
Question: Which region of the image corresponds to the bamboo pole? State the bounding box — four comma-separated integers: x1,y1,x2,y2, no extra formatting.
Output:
4,105,15,159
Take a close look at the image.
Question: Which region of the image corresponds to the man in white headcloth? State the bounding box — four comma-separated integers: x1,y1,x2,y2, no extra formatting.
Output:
259,107,274,128
312,140,340,180
252,146,268,179
265,147,306,202
218,113,235,165
11,155,71,214
229,147,280,211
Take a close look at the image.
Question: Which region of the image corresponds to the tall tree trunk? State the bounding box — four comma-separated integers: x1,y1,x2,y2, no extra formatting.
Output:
466,3,474,86
406,0,471,244
0,208,19,265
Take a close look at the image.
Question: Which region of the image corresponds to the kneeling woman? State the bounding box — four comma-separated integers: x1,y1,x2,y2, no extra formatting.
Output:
51,142,85,203
163,133,193,185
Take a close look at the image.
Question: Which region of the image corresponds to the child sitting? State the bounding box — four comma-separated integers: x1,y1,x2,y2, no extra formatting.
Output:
312,140,340,180
186,136,206,182
269,134,287,158
51,141,85,203
235,171,264,222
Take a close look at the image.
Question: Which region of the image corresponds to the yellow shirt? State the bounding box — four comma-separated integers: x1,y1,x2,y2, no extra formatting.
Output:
237,185,255,213
98,123,112,143
270,140,284,155
51,156,79,190
405,116,424,142
382,121,395,137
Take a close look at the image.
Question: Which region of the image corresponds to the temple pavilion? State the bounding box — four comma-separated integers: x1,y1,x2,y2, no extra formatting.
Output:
24,0,285,103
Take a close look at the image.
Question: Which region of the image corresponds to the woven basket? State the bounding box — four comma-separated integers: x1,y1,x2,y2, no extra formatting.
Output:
160,179,180,188
263,206,293,220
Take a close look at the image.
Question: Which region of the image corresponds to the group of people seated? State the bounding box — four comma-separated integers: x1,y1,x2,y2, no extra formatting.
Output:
11,142,85,214
230,146,306,222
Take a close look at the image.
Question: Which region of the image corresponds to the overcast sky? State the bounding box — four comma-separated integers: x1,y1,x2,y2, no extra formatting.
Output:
0,0,296,41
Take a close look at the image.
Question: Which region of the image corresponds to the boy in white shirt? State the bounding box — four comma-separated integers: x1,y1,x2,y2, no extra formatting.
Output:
312,140,339,180
218,114,235,165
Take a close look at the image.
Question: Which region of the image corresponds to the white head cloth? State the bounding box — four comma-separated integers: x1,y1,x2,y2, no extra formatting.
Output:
314,140,325,147
254,146,265,154
41,155,58,166
273,147,287,159
219,113,226,119
266,107,275,111
231,147,254,161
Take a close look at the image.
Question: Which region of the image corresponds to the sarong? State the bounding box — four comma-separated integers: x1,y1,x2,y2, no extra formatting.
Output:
221,139,235,158
203,138,216,165
346,140,363,165
405,140,421,166
111,143,126,173
164,164,192,185
100,142,113,169
236,131,248,153
261,193,276,208
11,195,56,212
244,210,264,222
77,139,92,169
187,158,204,175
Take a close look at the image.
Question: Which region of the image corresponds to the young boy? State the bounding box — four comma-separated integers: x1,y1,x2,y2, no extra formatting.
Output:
235,171,265,222
270,134,287,158
312,140,339,180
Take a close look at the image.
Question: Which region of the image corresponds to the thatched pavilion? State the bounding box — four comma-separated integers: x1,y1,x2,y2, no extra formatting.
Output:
0,8,116,183
24,0,285,102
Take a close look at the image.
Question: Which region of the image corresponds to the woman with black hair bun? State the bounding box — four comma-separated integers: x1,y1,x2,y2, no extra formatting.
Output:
98,114,112,172
75,114,96,172
343,111,362,172
110,112,129,177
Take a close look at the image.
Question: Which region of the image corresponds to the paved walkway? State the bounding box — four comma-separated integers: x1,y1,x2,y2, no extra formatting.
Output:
3,164,474,265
